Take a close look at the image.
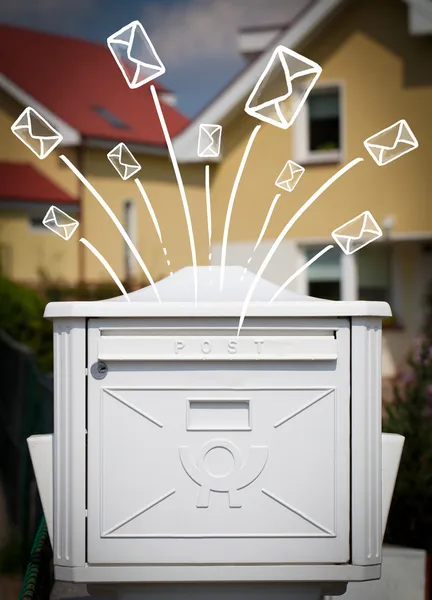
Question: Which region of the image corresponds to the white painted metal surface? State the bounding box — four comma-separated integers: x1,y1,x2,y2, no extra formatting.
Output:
37,266,402,588
86,317,350,565
326,545,427,600
27,434,54,546
44,266,392,318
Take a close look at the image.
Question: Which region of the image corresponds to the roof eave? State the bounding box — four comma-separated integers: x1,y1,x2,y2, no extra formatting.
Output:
82,137,169,156
0,73,81,147
0,73,188,157
0,198,79,212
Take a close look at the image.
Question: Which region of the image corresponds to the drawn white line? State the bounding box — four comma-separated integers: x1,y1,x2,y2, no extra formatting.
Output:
80,238,130,302
219,125,261,291
237,158,364,335
60,155,161,302
135,178,171,272
270,245,334,303
150,85,198,305
135,179,163,243
205,164,212,261
254,193,281,251
240,192,281,281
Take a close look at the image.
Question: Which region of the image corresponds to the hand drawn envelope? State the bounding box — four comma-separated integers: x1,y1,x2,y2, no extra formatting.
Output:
11,107,63,160
275,160,305,192
107,143,141,180
107,21,166,89
244,45,322,129
363,119,418,166
42,206,79,240
198,124,222,158
331,211,382,255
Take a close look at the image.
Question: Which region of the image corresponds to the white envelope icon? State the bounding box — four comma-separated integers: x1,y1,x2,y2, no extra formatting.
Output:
198,124,222,158
42,206,79,240
11,107,63,160
332,211,382,255
107,21,166,89
244,45,322,129
275,160,305,192
363,119,418,166
107,143,141,180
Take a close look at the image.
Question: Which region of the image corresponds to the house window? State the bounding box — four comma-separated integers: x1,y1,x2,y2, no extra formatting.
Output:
29,216,47,230
357,244,392,303
304,245,341,300
123,199,137,281
294,86,342,163
92,105,129,130
308,89,341,152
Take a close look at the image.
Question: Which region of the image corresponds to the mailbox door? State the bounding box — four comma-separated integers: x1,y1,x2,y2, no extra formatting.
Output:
86,317,350,566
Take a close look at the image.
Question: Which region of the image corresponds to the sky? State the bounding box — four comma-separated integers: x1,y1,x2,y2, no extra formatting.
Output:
0,0,311,117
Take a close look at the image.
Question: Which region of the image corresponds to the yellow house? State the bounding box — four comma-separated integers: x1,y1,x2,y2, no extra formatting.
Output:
172,0,432,375
0,23,208,288
1,0,432,377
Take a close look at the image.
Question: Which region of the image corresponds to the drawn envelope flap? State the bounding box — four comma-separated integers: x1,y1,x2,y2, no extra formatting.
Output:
289,161,304,176
366,121,413,152
333,215,369,240
203,125,220,139
28,113,59,139
12,111,31,131
108,23,135,46
129,23,162,70
246,50,293,112
53,210,76,228
363,212,381,235
119,145,136,167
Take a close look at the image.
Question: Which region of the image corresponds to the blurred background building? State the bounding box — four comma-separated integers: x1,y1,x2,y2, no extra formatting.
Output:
1,0,431,377
0,0,432,596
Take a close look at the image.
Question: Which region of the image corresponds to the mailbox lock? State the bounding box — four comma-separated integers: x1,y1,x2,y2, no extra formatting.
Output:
91,361,108,379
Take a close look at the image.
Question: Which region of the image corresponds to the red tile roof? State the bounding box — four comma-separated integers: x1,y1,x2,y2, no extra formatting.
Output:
0,162,78,204
0,25,189,146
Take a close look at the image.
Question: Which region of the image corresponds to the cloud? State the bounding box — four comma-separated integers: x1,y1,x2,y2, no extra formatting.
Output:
140,0,310,116
143,0,310,68
0,0,97,29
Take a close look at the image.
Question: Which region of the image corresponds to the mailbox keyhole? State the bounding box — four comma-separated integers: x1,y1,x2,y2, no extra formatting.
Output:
91,361,108,379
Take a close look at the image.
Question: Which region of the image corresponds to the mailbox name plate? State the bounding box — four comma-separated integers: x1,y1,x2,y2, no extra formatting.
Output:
97,335,338,361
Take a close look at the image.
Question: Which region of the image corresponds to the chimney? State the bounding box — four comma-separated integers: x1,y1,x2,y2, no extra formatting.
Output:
237,24,285,62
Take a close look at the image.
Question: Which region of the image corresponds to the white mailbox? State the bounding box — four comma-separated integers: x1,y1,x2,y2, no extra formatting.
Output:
28,266,404,599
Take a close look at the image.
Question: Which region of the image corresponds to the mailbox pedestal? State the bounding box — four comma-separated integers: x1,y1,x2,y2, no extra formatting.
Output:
28,267,404,599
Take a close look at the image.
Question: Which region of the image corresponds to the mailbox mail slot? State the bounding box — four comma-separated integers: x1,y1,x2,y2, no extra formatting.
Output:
97,334,338,361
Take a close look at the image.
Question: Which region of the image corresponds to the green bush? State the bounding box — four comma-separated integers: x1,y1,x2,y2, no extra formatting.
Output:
0,276,132,372
383,336,432,551
0,277,53,372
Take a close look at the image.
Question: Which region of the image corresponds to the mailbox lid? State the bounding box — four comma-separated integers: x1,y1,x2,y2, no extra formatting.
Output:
86,316,351,566
44,267,392,319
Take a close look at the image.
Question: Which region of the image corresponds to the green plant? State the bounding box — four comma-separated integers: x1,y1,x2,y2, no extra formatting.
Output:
0,275,142,372
383,336,432,551
314,141,338,151
0,277,53,372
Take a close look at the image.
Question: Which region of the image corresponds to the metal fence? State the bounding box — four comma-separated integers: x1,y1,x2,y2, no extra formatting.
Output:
0,330,53,569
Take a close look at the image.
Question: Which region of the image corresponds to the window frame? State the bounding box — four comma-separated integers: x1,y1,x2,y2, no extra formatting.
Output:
292,81,345,166
300,239,402,326
123,198,138,281
301,243,342,301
